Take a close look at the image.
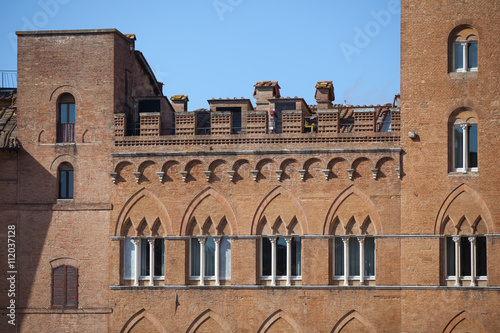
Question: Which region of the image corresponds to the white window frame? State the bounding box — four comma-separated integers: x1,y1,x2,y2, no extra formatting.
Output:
445,235,487,286
260,236,302,286
190,236,231,286
124,237,165,286
453,39,478,73
333,236,376,285
452,122,478,173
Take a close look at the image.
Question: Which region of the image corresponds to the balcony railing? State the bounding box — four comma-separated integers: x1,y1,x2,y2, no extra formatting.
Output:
57,123,75,143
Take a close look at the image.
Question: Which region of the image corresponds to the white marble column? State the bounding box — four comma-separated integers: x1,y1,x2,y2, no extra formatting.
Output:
358,236,365,286
342,236,350,286
453,235,461,286
269,236,277,286
285,236,292,286
198,237,206,286
469,236,476,287
132,238,140,286
214,236,221,286
148,238,155,286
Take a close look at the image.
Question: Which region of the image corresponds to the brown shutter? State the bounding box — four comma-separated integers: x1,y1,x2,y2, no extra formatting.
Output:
65,266,78,308
52,266,65,307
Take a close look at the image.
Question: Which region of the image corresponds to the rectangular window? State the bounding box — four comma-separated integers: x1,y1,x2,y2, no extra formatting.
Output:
453,125,464,169
364,237,375,276
205,237,216,277
276,237,287,276
220,237,231,279
460,237,471,277
190,238,200,277
140,239,150,277
154,239,164,277
262,237,272,276
453,43,464,71
348,238,360,276
291,237,302,276
334,237,344,276
468,125,478,169
476,236,487,276
59,170,74,199
124,238,136,279
468,42,478,69
445,236,455,277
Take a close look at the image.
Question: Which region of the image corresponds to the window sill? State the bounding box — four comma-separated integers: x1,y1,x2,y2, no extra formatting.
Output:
449,71,478,80
56,199,74,204
260,276,302,281
448,171,479,176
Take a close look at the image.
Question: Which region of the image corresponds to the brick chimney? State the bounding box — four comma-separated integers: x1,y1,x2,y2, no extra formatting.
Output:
170,95,188,112
253,81,280,111
314,81,335,110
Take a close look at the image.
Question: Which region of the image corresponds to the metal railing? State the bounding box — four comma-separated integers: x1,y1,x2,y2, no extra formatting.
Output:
0,71,17,89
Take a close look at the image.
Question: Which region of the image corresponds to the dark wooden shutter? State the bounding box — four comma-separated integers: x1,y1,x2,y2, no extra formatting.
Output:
52,266,65,307
52,265,78,308
65,266,78,308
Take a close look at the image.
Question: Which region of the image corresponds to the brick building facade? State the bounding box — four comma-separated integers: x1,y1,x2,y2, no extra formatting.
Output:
0,0,499,332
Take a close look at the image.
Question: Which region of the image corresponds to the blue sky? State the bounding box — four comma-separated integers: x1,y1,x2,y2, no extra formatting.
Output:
0,0,400,110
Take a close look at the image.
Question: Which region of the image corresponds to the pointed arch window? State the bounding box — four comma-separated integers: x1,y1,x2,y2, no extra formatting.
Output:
332,218,376,285
444,218,487,287
57,93,75,143
58,162,74,199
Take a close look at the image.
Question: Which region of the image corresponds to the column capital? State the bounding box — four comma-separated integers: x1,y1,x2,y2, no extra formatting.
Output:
341,235,350,243
284,235,293,243
147,237,156,245
452,235,461,243
131,238,141,245
357,235,366,243
460,122,469,130
197,236,207,245
268,235,278,243
213,236,222,244
468,235,476,244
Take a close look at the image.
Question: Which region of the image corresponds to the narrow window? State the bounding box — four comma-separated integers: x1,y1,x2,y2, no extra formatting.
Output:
476,236,487,277
468,124,478,169
460,237,471,276
154,238,165,277
57,93,75,143
291,237,302,276
445,236,456,277
468,41,478,69
453,42,464,71
140,239,150,277
190,238,201,277
204,237,216,277
364,237,375,276
58,162,74,199
262,237,272,276
334,237,344,276
451,116,478,173
348,238,360,276
453,125,464,170
52,265,78,308
124,238,136,279
219,237,231,279
276,237,287,276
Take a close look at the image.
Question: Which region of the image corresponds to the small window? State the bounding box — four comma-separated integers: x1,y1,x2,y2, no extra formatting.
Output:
57,93,75,143
58,162,74,199
449,26,478,73
450,112,478,172
52,265,78,308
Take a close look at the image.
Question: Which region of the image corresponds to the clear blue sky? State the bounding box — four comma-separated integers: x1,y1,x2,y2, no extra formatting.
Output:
0,0,400,110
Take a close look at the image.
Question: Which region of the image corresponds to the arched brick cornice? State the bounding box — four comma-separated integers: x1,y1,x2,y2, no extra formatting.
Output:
49,85,82,104
180,187,239,236
49,257,80,269
49,154,79,173
331,310,376,333
114,188,172,236
251,186,308,235
434,184,494,234
186,309,231,333
443,311,485,333
120,308,166,333
257,309,303,333
323,185,382,235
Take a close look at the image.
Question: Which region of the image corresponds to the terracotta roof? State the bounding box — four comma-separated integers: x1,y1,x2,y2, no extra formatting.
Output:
0,90,18,150
254,81,280,88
